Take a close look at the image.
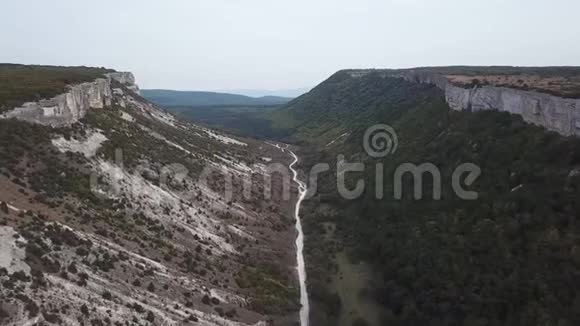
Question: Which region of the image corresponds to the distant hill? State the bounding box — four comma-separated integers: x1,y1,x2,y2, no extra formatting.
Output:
141,89,292,107
216,87,311,98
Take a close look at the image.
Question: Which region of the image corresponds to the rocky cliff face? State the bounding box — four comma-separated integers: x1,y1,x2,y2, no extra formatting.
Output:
0,78,113,127
444,84,580,136
108,71,141,94
0,72,139,127
398,70,580,137
348,70,580,137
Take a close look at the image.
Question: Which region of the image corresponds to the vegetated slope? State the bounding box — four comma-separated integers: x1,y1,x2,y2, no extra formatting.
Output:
167,105,293,140
284,71,580,326
270,70,434,143
0,64,114,112
142,89,292,107
0,67,300,325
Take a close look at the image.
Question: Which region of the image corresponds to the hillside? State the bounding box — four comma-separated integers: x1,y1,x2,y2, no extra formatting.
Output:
264,68,580,326
270,66,580,143
141,89,292,107
0,65,302,325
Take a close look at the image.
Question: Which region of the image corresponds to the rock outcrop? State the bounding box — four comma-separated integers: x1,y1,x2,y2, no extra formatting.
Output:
398,70,580,137
0,72,139,127
108,71,141,94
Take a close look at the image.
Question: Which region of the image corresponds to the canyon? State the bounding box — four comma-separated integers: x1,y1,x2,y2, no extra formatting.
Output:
4,64,580,326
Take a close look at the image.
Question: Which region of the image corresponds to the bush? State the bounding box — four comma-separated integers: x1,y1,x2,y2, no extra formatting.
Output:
102,291,112,301
80,304,89,316
146,311,155,322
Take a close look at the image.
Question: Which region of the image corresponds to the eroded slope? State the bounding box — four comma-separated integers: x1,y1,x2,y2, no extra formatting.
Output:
0,76,300,325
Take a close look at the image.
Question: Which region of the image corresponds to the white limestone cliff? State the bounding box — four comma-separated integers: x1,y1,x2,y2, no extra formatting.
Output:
108,71,141,94
0,72,139,127
444,84,580,136
398,70,580,137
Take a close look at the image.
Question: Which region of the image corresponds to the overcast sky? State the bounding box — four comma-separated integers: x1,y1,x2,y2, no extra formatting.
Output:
1,0,579,91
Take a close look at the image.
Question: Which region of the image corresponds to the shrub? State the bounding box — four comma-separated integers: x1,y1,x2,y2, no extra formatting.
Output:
80,304,89,316
146,311,155,322
102,291,112,301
